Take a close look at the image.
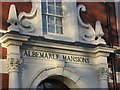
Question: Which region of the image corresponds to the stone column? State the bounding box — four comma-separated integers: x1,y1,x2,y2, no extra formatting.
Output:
7,58,22,88
0,33,30,88
98,67,109,88
6,40,23,88
5,40,23,88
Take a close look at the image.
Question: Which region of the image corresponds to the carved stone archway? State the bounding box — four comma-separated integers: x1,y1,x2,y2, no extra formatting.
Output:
27,66,88,88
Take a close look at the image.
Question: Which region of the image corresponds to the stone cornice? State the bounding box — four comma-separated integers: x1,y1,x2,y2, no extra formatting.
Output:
0,33,30,43
5,40,23,47
0,33,30,47
22,39,116,57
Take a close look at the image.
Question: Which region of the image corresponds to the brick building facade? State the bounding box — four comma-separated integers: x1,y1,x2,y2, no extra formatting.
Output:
0,0,120,89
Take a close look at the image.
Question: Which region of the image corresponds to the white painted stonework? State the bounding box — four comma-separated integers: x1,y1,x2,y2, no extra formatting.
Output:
0,1,117,89
77,4,106,44
0,33,115,88
7,1,105,44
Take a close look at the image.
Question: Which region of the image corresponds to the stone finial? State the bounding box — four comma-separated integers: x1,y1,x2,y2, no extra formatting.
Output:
7,3,36,34
7,4,18,24
95,21,106,44
95,21,104,37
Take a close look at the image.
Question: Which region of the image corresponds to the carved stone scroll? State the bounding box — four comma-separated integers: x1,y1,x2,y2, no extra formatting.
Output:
7,2,43,36
77,4,106,44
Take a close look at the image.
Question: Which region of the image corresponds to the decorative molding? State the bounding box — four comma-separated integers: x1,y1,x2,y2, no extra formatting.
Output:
7,58,22,72
28,66,82,88
21,40,115,57
5,40,23,47
77,4,95,42
77,4,106,44
7,3,106,44
77,4,91,28
98,67,109,80
0,34,30,46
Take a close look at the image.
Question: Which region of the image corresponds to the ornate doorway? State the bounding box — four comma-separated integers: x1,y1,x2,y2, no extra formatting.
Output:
37,78,70,90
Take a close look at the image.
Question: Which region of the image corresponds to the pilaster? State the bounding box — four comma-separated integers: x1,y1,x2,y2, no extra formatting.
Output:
98,67,109,80
7,58,22,88
0,33,30,88
98,67,109,88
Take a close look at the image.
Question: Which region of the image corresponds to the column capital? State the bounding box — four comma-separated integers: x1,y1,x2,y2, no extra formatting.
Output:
98,67,109,80
7,58,22,73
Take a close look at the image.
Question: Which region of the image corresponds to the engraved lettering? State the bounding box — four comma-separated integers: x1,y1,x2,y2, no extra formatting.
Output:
22,50,90,64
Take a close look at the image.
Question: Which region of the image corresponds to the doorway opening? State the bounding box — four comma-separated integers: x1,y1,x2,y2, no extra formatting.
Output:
37,77,70,90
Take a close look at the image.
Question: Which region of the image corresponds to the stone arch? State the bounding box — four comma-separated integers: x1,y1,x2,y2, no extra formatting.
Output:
27,66,88,88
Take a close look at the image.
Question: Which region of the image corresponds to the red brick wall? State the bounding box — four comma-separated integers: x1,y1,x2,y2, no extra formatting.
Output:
1,73,9,89
108,82,120,89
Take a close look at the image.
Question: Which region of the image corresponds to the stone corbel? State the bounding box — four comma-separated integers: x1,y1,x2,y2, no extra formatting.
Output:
77,4,106,45
7,2,42,36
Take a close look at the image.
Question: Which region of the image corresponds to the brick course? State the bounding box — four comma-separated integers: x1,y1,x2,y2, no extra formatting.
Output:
1,73,9,89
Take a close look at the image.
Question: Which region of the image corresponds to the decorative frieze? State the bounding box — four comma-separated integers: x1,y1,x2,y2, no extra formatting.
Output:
7,58,22,72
